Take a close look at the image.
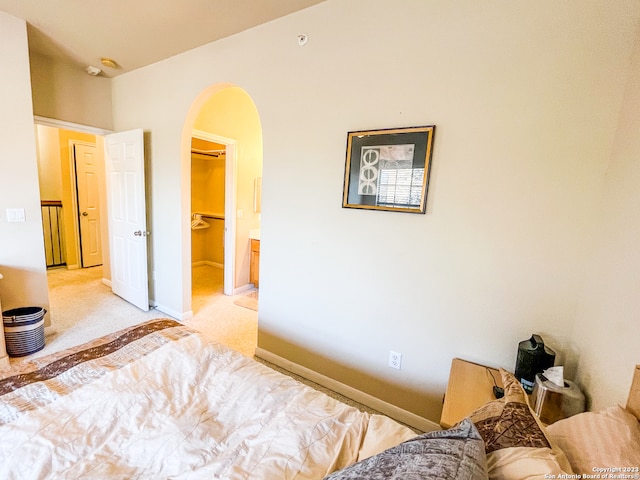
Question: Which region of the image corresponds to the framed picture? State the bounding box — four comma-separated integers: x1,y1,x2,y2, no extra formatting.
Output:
342,125,435,214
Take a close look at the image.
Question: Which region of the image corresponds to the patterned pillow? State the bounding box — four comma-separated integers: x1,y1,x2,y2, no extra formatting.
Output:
468,369,574,480
324,418,488,480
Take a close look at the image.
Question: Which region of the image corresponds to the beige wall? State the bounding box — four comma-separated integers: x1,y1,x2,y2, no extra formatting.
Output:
0,12,50,323
30,52,113,130
0,0,637,424
571,25,640,411
111,0,640,422
35,125,63,200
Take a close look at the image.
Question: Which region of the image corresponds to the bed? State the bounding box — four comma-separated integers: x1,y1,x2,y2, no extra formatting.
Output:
0,319,638,479
0,319,416,479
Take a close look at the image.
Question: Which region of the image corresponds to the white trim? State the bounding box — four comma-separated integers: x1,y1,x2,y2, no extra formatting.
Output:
191,129,237,297
192,261,223,269
233,283,255,295
101,277,112,287
34,116,113,136
255,348,440,433
155,303,192,321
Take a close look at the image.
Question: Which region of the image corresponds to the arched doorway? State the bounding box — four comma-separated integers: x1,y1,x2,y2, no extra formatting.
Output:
181,84,263,317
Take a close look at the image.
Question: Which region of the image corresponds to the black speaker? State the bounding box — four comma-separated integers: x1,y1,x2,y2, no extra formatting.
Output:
514,334,555,393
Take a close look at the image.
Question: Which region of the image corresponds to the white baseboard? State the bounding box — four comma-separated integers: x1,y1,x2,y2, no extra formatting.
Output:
233,284,255,295
255,347,440,433
100,276,185,320
192,261,223,269
155,304,192,321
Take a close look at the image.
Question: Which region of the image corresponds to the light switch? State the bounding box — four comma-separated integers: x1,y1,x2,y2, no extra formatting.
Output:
6,208,26,222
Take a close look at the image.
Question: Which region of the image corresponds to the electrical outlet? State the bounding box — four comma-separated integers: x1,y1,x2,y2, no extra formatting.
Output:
389,351,402,370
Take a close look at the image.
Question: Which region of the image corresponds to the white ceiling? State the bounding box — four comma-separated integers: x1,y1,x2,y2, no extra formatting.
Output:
0,0,325,77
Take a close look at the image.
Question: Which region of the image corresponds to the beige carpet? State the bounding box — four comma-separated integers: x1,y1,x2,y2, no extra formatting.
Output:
186,265,258,357
233,291,258,311
10,265,411,428
13,264,257,363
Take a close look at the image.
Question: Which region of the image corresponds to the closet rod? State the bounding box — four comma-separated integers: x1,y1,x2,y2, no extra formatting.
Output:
193,212,224,220
191,149,225,158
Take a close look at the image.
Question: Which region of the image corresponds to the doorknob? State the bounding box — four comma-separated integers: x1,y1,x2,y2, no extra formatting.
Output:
82,212,88,216
133,230,150,237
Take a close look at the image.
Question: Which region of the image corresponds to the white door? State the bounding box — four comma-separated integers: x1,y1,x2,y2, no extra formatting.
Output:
75,143,103,268
104,129,149,311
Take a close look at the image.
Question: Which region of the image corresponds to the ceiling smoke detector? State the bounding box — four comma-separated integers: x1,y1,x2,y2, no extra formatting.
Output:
86,65,102,76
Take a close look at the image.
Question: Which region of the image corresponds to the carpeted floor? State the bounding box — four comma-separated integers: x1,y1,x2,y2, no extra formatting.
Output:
16,264,258,363
11,265,408,426
233,291,258,311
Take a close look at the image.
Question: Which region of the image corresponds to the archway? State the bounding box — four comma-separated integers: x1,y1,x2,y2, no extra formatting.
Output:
181,84,263,317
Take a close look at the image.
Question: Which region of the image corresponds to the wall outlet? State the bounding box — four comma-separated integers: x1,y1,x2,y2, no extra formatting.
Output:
389,350,402,370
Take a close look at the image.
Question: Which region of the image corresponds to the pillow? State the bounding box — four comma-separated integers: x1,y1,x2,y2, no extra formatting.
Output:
323,418,487,480
546,405,640,475
468,369,573,480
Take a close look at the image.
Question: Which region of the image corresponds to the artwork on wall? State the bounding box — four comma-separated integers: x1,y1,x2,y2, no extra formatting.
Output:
342,126,435,214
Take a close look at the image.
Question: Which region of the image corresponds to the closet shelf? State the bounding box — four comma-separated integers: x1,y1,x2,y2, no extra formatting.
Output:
193,211,225,220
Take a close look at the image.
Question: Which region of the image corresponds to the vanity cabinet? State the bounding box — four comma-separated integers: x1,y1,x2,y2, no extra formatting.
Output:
250,239,260,288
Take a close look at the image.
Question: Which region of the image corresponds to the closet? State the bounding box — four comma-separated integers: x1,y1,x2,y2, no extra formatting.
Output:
191,139,226,274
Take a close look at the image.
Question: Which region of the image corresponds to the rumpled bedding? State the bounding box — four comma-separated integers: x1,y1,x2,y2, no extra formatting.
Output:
324,418,488,480
0,319,416,479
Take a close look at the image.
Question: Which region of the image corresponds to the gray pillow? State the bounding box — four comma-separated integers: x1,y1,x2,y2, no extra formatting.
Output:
324,418,488,480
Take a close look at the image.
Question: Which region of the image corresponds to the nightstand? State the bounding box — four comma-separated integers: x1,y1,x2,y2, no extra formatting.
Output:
440,358,504,428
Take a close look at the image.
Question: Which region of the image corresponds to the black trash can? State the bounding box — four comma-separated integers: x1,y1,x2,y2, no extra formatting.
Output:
2,306,46,357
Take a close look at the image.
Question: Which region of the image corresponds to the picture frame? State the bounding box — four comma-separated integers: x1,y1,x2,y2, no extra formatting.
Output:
342,125,435,214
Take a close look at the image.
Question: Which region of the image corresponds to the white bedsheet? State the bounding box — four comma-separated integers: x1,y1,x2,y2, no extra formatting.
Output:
0,321,415,479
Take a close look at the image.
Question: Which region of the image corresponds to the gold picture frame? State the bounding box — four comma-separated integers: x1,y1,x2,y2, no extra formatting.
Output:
342,125,435,214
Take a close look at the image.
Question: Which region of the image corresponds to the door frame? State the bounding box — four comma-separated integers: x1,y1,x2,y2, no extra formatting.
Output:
34,116,113,271
69,139,99,268
192,129,237,296
34,116,110,136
